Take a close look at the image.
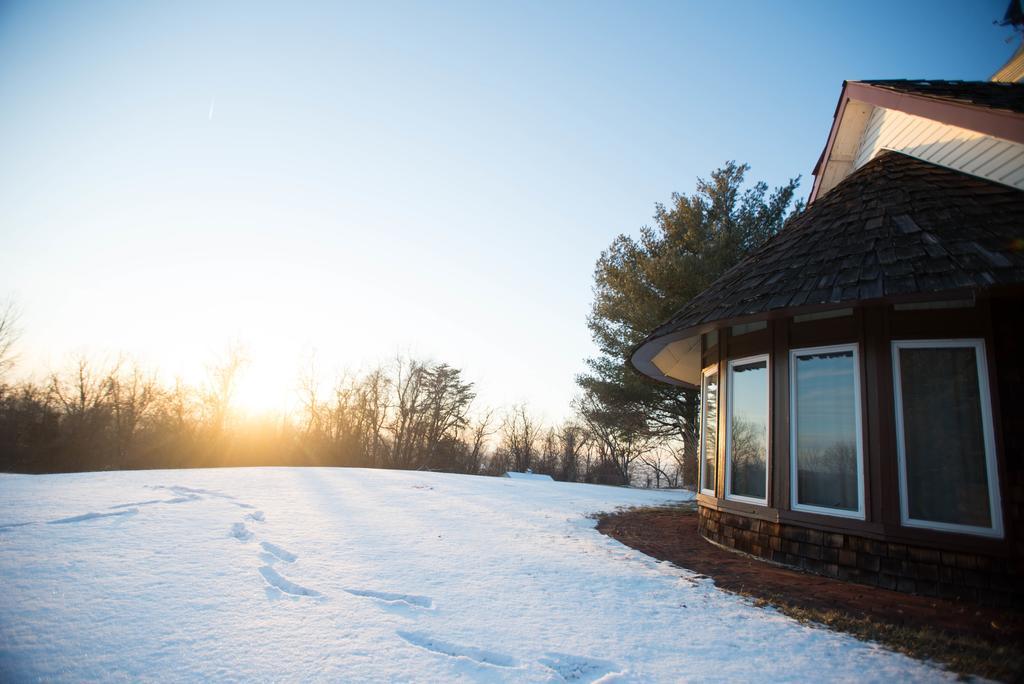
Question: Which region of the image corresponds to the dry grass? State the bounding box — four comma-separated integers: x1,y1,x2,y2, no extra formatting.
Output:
742,592,1023,681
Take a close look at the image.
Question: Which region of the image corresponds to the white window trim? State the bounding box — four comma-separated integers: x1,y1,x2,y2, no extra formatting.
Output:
699,364,719,497
891,339,1004,539
789,343,866,520
724,353,770,506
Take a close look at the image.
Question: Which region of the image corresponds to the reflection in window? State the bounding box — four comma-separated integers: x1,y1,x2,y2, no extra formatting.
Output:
727,356,768,502
894,341,1000,536
700,367,718,494
791,346,862,516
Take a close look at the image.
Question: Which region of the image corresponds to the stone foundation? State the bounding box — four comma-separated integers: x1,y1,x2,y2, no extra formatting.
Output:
698,505,1022,607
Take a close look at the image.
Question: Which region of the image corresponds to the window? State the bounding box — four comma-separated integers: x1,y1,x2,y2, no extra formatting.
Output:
789,344,864,519
699,365,719,495
892,340,1003,538
725,354,770,504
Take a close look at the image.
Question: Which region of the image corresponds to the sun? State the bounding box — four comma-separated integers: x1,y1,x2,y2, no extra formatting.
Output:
231,354,299,418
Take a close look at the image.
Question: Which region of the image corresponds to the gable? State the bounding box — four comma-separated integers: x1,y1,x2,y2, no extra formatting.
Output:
811,81,1024,202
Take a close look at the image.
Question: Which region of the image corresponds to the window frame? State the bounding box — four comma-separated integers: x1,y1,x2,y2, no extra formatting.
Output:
788,343,866,520
699,364,719,497
724,353,771,506
891,338,1003,539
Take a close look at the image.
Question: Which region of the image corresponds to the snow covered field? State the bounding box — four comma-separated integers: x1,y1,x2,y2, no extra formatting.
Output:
0,468,948,682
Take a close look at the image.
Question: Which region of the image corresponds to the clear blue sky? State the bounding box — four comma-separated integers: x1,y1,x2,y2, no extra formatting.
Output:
0,0,1016,420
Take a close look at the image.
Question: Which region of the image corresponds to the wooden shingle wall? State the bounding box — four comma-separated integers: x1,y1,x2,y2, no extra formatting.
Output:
698,506,1023,607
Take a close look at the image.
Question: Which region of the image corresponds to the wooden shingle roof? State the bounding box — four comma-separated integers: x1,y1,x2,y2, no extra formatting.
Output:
859,79,1024,115
639,151,1024,344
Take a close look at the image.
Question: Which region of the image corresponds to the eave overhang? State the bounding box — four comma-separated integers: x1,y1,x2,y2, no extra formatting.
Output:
630,328,702,389
628,286,1023,387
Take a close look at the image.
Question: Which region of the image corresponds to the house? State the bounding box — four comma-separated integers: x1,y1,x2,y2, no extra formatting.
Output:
629,72,1024,603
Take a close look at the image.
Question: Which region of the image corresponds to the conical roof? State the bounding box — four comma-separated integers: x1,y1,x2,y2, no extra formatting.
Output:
632,151,1024,371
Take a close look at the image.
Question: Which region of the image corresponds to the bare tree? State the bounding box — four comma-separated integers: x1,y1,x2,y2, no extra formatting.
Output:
576,392,657,485
202,342,249,436
498,404,540,473
640,445,680,488
48,355,115,467
355,367,391,467
107,358,159,468
49,356,110,422
0,299,22,382
387,356,427,468
164,376,198,435
462,408,495,474
0,380,59,472
297,356,324,438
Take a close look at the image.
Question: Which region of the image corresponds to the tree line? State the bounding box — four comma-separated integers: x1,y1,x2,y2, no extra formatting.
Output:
0,322,682,486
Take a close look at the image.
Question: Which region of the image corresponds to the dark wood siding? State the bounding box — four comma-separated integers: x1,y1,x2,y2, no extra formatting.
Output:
696,296,1022,602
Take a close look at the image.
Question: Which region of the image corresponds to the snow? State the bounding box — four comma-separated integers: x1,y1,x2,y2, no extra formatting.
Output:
504,471,554,481
0,468,949,682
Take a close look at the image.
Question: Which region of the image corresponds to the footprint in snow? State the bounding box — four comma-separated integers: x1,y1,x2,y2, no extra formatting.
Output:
258,565,322,598
48,509,139,525
345,589,433,609
109,499,163,509
150,484,234,500
260,541,296,562
538,653,625,683
162,495,201,504
0,521,36,531
397,631,517,668
245,511,265,522
230,522,253,541
109,494,200,510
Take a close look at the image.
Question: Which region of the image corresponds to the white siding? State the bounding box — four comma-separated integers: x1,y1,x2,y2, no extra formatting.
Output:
853,107,1024,190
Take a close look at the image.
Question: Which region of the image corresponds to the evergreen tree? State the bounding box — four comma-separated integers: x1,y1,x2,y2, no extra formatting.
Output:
579,162,802,486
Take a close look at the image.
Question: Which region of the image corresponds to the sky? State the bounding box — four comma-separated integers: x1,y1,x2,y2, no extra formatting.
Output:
0,0,1018,422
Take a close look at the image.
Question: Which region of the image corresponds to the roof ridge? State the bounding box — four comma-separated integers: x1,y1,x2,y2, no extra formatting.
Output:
850,80,1024,115
858,78,1022,85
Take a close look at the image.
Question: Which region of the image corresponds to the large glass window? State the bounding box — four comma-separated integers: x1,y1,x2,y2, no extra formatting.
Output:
726,355,769,504
892,339,1002,538
790,344,864,518
700,366,719,495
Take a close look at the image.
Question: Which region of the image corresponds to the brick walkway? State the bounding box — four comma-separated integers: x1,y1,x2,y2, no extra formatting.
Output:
596,505,1022,643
